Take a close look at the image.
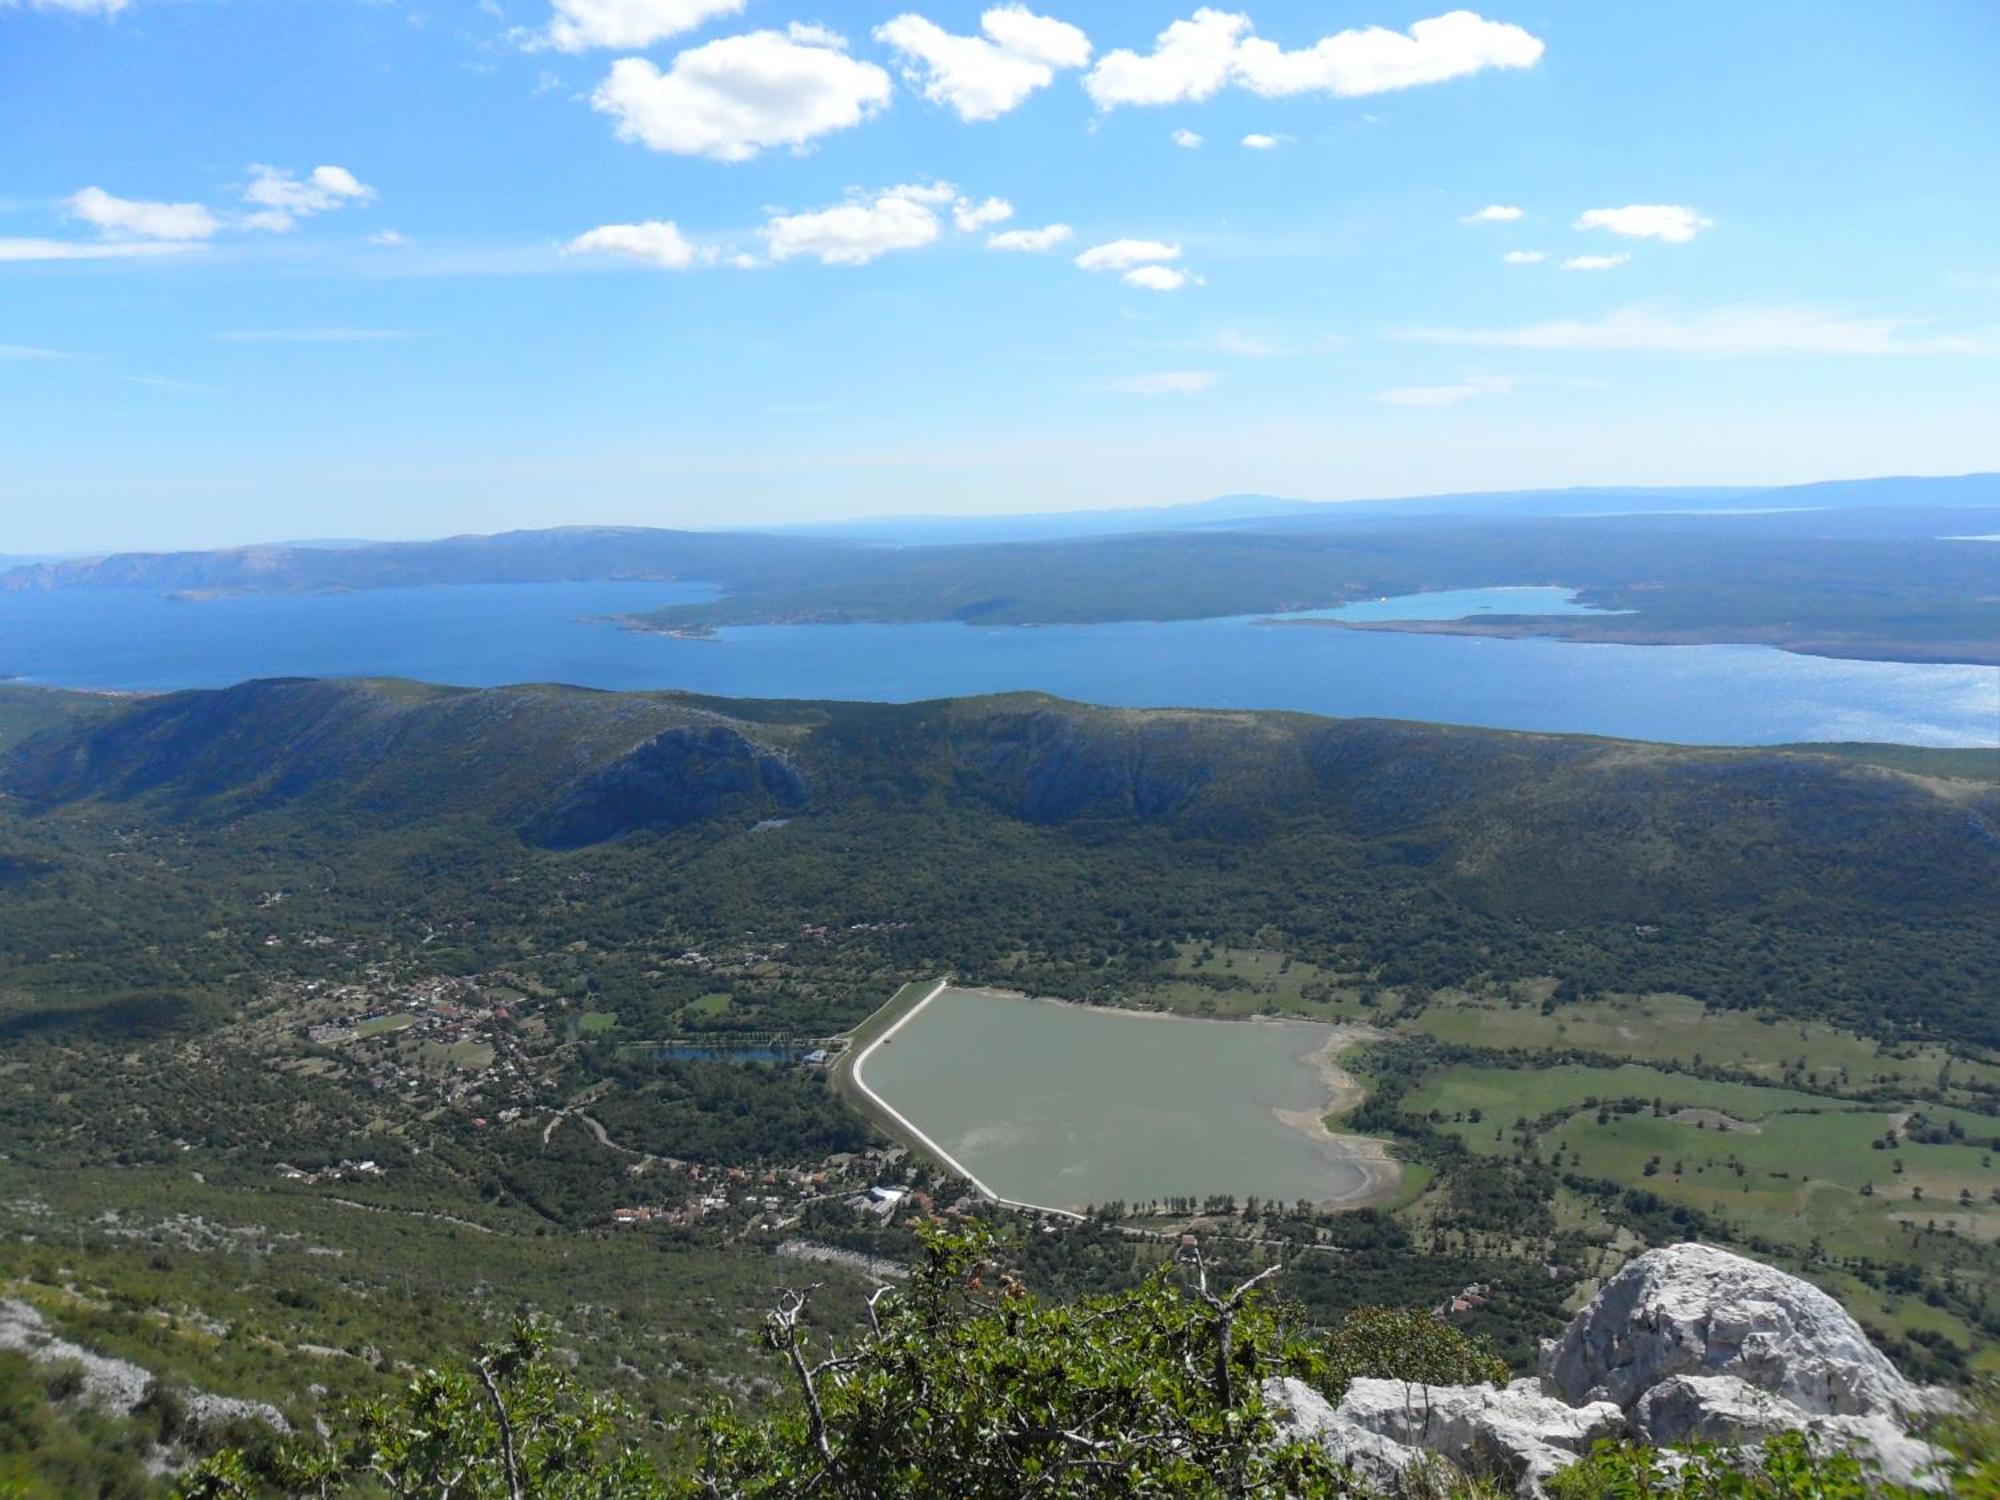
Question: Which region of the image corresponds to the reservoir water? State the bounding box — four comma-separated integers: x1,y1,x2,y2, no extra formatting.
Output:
855,987,1380,1213
0,581,1992,747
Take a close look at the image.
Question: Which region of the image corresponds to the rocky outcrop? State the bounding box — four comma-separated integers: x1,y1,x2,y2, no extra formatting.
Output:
1542,1242,1923,1418
1630,1374,1943,1490
0,1296,291,1437
524,725,809,847
1269,1243,1953,1495
1267,1374,1623,1494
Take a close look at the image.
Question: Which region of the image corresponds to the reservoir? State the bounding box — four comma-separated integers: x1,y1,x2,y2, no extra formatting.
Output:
851,986,1390,1215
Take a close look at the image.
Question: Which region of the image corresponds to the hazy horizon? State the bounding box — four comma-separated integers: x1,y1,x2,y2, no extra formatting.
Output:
7,468,1997,560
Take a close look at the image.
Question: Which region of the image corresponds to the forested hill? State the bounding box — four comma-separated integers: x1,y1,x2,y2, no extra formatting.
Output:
9,478,1997,663
5,679,1996,1045
626,519,2000,664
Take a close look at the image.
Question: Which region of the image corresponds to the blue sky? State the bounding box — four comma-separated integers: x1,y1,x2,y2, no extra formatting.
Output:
4,0,1998,551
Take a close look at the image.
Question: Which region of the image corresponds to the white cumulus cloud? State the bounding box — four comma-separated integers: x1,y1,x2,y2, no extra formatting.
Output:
952,195,1014,231
1501,249,1545,264
1171,127,1203,147
1408,305,2000,358
987,223,1072,252
1575,204,1712,243
66,186,216,240
1234,10,1542,98
1123,264,1196,290
592,25,892,162
241,164,374,232
1109,370,1215,394
763,182,959,266
1462,203,1521,223
1085,9,1248,107
876,5,1090,122
1377,374,1513,406
536,0,743,52
1086,8,1543,109
1074,237,1179,271
567,219,702,268
1561,252,1630,271
1240,132,1282,149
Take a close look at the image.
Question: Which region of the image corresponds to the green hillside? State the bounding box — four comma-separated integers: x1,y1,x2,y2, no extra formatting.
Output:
0,680,1994,1490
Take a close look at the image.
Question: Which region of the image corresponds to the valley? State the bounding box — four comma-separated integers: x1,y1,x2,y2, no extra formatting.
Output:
0,675,1993,1490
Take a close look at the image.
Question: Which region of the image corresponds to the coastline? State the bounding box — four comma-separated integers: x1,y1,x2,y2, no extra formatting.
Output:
1255,615,2000,669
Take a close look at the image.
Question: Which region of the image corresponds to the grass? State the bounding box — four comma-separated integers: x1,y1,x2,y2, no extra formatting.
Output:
0,1156,874,1430
679,992,733,1021
1126,946,1368,1022
577,1010,619,1033
355,1013,416,1038
1410,990,2000,1102
1406,1062,1835,1129
1400,1056,1999,1377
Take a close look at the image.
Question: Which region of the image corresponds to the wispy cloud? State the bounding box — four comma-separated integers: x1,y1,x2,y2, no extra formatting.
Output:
0,342,78,360
1106,370,1215,395
1408,305,2000,357
1462,203,1521,223
1561,253,1630,271
1377,374,1513,407
211,328,416,342
0,238,200,263
125,375,218,394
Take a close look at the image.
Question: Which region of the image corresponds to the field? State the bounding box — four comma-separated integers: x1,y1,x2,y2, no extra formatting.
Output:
1027,942,2000,1382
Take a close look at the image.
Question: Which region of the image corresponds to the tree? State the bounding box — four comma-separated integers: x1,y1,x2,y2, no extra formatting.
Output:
686,1222,1358,1497
175,1323,667,1500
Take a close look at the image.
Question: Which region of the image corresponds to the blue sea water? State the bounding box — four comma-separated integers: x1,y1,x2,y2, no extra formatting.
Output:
0,581,1994,747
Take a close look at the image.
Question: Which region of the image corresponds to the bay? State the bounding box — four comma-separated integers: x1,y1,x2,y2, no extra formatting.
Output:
0,582,1992,747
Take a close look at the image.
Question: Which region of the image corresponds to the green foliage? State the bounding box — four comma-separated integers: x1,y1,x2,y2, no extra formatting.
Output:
1311,1306,1509,1404
175,1322,669,1499
590,1057,876,1167
0,1350,163,1499
1548,1433,1886,1499
686,1222,1355,1497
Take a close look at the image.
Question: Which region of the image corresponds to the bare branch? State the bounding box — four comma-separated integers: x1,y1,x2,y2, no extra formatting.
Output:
472,1358,525,1500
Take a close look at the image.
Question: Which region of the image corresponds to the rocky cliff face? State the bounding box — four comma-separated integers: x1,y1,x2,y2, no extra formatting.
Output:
522,725,810,848
1270,1243,1954,1495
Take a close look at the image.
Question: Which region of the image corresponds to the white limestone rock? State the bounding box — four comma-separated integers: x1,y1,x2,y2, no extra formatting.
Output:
1265,1374,1623,1496
0,1295,291,1436
1335,1378,1625,1494
1633,1374,1948,1491
1541,1243,1923,1418
1264,1376,1433,1493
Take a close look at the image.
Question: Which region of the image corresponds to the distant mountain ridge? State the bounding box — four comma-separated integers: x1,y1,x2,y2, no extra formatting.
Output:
7,476,1996,666
0,525,849,598
9,474,1995,592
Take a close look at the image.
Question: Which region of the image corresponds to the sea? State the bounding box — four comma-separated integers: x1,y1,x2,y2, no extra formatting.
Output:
1,582,1994,748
